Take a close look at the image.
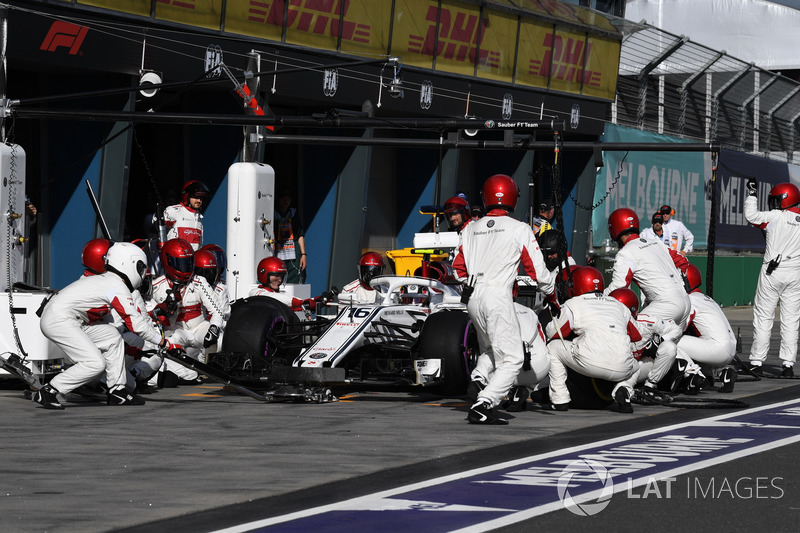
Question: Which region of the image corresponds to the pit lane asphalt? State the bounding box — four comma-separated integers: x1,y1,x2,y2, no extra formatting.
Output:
0,307,798,533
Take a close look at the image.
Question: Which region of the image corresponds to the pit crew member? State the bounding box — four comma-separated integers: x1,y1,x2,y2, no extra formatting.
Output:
250,257,334,311
161,180,209,250
545,267,639,413
338,252,385,305
676,264,737,392
35,243,172,409
604,208,691,390
744,180,800,378
453,174,555,425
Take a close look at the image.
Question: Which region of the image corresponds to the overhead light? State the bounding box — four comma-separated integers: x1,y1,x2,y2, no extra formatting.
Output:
139,71,162,98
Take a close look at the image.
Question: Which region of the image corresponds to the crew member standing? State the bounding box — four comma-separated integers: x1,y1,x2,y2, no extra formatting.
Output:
658,205,694,256
274,188,307,284
744,180,800,378
454,174,555,425
162,180,209,251
605,208,691,391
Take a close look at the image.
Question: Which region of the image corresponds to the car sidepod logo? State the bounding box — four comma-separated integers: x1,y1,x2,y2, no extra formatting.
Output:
309,353,327,359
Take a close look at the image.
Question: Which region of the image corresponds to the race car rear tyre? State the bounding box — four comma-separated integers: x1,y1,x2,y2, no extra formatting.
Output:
416,311,477,396
219,296,300,371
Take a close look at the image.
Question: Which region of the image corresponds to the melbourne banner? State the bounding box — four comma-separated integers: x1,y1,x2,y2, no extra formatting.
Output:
592,124,800,251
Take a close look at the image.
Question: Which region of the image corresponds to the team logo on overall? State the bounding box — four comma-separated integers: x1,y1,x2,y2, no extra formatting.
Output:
487,220,495,228
323,69,338,97
796,216,800,222
420,80,433,110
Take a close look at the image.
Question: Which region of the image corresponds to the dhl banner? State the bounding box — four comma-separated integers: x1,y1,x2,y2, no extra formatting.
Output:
476,7,518,81
155,0,224,31
77,0,620,101
224,1,284,42
392,0,436,70
79,0,151,17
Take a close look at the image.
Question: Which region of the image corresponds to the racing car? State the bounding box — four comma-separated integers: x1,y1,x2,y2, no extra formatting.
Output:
215,272,479,395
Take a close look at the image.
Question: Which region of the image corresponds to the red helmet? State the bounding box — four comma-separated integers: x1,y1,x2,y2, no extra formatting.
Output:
257,256,287,286
443,196,470,229
608,208,639,243
482,174,519,212
685,263,702,293
82,238,112,275
568,266,605,297
160,238,195,283
359,252,385,284
609,288,639,318
768,183,800,210
181,180,210,206
194,249,220,287
199,243,226,278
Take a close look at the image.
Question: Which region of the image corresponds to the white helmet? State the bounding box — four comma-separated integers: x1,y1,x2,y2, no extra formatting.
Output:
105,242,148,290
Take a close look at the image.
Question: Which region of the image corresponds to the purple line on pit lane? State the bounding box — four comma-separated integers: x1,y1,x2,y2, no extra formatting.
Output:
223,400,800,533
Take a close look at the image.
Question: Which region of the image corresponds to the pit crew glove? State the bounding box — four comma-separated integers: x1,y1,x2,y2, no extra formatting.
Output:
164,289,179,314
544,292,560,318
162,340,184,353
203,324,221,349
316,290,336,303
746,178,758,197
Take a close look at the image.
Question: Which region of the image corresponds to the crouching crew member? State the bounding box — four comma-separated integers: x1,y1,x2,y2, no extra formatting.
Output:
545,267,639,413
35,243,176,409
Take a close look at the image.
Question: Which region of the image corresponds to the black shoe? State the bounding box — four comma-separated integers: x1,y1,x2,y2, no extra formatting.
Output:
633,384,664,405
614,388,634,413
669,359,689,393
467,400,509,425
157,371,179,388
32,384,64,410
719,367,737,393
541,402,569,412
684,374,705,395
747,364,763,377
780,365,794,378
135,381,158,394
107,388,146,406
501,386,529,412
466,380,486,401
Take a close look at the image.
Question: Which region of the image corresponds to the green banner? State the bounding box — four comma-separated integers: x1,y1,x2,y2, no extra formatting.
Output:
592,124,709,248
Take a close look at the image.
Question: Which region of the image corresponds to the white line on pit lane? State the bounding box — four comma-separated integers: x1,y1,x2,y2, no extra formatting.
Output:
209,398,800,533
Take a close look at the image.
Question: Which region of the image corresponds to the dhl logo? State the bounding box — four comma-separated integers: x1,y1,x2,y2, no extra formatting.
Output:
408,6,499,68
528,33,601,87
156,0,197,9
248,0,371,44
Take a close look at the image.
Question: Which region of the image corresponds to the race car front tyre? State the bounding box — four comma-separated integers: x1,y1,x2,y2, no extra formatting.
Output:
415,311,477,396
219,296,300,371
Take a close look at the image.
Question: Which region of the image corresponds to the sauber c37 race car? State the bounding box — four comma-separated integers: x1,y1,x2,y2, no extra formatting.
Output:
215,274,479,395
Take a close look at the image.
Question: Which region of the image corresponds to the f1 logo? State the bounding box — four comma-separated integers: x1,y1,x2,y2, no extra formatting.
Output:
40,21,89,55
